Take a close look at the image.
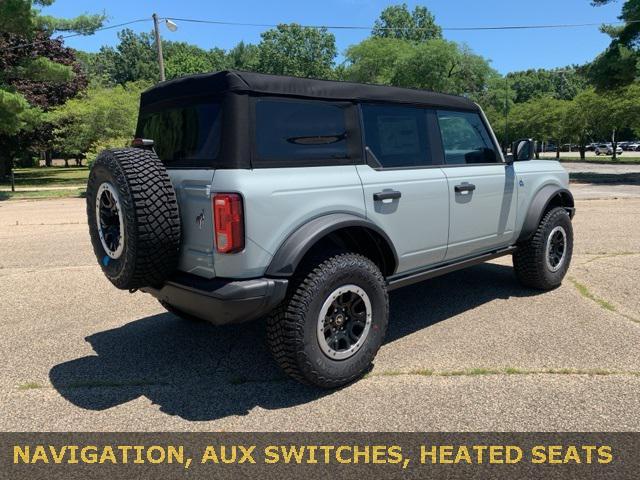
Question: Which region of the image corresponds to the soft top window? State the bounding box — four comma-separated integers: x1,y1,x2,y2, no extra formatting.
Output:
137,101,222,168
254,98,351,167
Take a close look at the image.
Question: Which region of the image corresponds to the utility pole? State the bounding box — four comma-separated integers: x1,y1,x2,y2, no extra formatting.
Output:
152,13,166,82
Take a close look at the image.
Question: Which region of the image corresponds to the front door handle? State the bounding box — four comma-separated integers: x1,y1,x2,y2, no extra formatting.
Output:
454,183,476,194
373,190,402,201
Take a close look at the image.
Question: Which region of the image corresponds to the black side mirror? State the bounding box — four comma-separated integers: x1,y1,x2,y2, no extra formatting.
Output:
511,139,535,162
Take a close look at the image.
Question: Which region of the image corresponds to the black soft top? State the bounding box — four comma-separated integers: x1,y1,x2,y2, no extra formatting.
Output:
140,70,478,111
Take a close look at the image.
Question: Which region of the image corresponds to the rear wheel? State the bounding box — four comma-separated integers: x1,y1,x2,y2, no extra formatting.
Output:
266,252,389,388
513,207,573,290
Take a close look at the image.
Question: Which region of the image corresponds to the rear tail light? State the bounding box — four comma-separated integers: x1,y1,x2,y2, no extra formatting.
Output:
213,193,244,253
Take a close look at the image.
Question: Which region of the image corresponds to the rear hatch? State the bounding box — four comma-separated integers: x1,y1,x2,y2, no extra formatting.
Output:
136,99,222,279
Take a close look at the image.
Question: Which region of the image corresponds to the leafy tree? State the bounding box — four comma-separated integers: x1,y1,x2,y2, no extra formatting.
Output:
506,68,589,103
589,0,640,89
343,37,412,84
226,41,259,70
372,3,442,42
344,37,495,99
255,24,337,78
164,43,226,79
0,0,103,176
47,81,149,162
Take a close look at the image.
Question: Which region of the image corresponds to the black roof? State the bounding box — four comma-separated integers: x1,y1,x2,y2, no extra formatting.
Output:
140,70,478,111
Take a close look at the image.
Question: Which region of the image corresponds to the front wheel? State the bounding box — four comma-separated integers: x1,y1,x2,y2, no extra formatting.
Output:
266,253,389,388
513,207,573,290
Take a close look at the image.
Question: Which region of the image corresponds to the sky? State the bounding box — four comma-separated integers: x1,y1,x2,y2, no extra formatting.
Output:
42,0,625,74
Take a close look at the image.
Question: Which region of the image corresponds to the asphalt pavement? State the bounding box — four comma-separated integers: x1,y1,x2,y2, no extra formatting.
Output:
0,187,639,432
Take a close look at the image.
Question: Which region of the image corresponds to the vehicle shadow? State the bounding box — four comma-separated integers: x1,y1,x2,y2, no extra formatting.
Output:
49,262,539,421
570,172,640,185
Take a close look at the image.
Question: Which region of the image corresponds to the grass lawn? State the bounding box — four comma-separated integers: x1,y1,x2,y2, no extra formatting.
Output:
557,157,640,164
0,188,86,201
0,166,89,188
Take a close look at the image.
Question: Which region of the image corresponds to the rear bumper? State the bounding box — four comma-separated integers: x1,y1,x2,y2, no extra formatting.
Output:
141,273,288,325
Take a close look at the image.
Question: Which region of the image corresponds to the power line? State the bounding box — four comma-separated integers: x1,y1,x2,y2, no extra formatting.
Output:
166,17,639,32
0,18,149,52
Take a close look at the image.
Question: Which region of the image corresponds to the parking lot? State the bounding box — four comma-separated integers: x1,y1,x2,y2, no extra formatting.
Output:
1,184,639,432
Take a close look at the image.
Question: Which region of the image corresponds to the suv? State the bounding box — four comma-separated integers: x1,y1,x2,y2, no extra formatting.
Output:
87,71,575,388
595,144,623,156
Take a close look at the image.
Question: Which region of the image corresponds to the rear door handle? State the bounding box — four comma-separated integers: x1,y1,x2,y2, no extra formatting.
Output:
373,190,402,201
454,183,476,193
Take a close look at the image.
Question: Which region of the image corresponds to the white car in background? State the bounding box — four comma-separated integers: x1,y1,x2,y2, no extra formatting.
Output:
595,144,623,156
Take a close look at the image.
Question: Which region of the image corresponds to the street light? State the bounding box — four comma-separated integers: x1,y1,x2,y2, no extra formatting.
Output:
152,14,178,82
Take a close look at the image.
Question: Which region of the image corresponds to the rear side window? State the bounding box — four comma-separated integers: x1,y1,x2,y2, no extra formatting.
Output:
361,104,431,168
255,99,349,165
437,110,499,165
137,101,222,167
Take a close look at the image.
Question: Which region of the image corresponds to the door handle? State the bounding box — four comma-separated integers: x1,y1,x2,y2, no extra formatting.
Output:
454,183,476,193
373,190,402,201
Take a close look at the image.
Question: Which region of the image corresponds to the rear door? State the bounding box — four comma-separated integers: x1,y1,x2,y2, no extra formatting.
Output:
357,104,449,274
435,110,517,261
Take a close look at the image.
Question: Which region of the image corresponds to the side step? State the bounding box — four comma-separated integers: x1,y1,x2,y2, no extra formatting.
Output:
386,246,517,292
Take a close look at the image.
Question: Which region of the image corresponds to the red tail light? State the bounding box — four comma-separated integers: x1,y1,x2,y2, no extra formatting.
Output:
213,193,244,253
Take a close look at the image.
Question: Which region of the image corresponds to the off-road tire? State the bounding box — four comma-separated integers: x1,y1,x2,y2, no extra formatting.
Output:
513,207,573,290
266,252,389,388
87,148,181,290
159,300,204,323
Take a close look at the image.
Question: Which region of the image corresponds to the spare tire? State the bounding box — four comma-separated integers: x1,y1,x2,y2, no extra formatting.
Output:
86,148,181,290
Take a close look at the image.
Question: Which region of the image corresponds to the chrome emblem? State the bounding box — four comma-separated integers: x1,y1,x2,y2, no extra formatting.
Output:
196,210,205,229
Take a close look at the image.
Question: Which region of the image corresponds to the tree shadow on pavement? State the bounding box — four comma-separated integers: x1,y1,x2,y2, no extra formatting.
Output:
49,263,539,422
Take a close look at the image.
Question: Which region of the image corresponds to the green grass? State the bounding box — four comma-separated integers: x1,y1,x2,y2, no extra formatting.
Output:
0,166,89,189
18,382,44,390
557,157,640,164
0,188,86,201
568,277,616,312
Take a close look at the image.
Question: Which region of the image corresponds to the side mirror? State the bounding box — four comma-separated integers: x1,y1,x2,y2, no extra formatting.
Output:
511,139,535,162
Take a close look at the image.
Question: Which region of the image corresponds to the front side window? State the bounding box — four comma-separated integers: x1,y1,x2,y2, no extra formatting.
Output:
437,110,499,165
255,99,349,164
137,101,222,167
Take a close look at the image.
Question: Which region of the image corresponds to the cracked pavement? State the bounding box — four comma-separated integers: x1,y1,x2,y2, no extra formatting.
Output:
0,194,638,431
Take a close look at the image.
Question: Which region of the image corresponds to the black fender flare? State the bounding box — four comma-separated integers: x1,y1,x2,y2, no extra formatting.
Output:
265,213,398,277
517,185,575,242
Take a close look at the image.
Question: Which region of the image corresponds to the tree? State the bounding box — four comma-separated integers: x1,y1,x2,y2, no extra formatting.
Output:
256,24,337,78
164,43,227,79
372,3,442,42
0,0,104,176
343,38,412,84
226,41,259,70
344,37,495,99
506,68,589,103
588,0,640,89
47,81,148,163
564,89,603,159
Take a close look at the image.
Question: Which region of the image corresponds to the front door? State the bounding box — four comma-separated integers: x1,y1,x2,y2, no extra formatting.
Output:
435,110,517,261
357,104,449,274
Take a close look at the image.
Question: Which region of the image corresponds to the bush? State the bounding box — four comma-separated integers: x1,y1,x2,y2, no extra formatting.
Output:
85,137,131,168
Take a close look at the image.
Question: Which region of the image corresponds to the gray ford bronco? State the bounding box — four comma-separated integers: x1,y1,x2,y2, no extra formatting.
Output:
87,71,575,388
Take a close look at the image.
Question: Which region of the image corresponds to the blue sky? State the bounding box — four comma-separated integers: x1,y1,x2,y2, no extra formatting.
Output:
43,0,624,74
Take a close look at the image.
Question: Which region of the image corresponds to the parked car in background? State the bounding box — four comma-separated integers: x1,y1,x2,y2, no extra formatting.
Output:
595,144,623,156
586,143,598,151
626,142,640,152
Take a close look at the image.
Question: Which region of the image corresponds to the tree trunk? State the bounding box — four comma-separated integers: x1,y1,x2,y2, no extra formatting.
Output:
556,140,561,159
64,157,69,168
612,128,617,161
579,144,586,160
45,151,52,167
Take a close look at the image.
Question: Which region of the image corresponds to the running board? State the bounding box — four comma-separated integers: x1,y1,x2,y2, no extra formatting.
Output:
386,246,517,292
